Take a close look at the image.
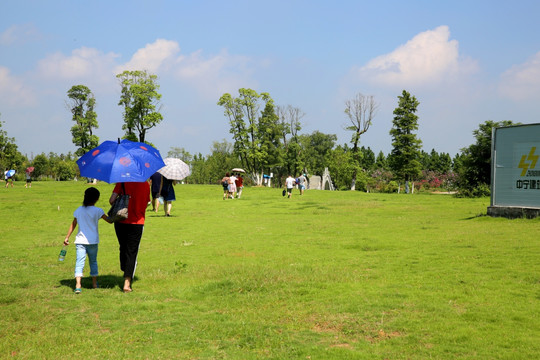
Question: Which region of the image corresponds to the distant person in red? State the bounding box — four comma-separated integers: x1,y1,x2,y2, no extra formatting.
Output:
235,174,244,198
109,182,150,293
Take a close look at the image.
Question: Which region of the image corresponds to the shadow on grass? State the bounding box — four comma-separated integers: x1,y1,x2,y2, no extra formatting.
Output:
59,274,139,292
462,213,489,220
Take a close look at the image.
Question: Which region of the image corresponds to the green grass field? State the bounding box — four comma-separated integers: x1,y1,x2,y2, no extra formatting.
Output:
1,181,539,359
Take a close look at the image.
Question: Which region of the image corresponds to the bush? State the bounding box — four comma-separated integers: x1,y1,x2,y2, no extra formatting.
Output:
455,183,490,198
380,180,399,193
54,161,76,181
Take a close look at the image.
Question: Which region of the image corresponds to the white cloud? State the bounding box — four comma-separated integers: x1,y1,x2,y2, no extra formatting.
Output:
37,47,119,81
0,23,40,45
499,51,540,101
115,39,180,73
116,39,257,98
174,49,255,97
352,25,477,87
0,66,36,106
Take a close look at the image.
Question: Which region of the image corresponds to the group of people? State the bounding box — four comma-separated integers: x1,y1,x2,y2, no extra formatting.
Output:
285,174,308,198
63,180,151,293
149,172,176,217
4,168,33,188
221,172,244,199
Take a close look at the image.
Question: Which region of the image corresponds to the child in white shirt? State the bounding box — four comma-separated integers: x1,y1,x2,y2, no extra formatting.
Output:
63,187,112,293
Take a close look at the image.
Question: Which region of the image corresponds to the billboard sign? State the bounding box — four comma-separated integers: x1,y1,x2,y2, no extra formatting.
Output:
491,124,540,208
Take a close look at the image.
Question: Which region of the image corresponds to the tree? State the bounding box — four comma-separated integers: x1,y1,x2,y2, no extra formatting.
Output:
32,153,49,179
327,145,355,190
360,146,376,171
258,99,283,173
0,116,23,171
457,120,516,197
205,140,237,183
117,70,163,143
299,131,337,176
54,160,76,181
277,105,304,176
344,93,378,190
389,90,423,193
217,88,282,185
167,147,193,163
189,153,210,184
375,151,388,170
67,85,99,156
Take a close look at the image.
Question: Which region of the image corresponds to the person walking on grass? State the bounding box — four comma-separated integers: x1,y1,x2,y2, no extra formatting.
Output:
4,168,14,188
109,181,150,293
63,187,112,294
297,173,307,195
159,175,176,217
149,172,162,213
285,174,295,198
235,174,244,198
221,173,231,200
25,171,32,188
229,173,237,198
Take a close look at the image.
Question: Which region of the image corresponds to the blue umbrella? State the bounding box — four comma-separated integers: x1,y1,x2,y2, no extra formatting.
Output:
6,170,15,177
76,139,165,183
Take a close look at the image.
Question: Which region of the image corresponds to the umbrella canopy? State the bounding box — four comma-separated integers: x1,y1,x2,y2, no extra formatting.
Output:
26,167,35,173
232,168,245,173
76,139,165,183
158,157,191,180
6,169,15,177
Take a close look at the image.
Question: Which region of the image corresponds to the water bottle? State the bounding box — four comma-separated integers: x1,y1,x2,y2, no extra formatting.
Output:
58,245,67,262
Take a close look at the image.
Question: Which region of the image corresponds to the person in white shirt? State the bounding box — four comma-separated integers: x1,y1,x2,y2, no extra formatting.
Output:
63,187,112,293
285,175,296,198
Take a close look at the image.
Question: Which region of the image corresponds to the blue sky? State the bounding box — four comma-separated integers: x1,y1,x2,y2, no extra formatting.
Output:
2,0,540,159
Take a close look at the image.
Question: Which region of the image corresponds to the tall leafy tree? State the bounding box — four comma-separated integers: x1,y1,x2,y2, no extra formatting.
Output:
217,88,281,185
389,90,423,193
205,140,237,183
188,153,209,184
258,98,283,172
67,85,99,156
360,146,376,171
31,153,49,179
276,105,304,176
457,120,516,196
299,131,337,176
117,70,163,143
375,151,388,170
0,116,23,171
344,93,378,190
327,144,355,190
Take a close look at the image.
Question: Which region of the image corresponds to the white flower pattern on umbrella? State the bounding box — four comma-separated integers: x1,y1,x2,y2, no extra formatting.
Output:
158,158,191,180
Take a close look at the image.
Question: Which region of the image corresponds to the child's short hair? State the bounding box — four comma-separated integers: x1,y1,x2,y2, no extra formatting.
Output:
83,187,100,206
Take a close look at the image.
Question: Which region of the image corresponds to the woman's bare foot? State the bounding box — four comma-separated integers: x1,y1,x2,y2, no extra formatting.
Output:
123,277,132,292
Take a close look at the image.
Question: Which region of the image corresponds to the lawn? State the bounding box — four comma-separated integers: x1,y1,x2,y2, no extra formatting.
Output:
0,181,538,359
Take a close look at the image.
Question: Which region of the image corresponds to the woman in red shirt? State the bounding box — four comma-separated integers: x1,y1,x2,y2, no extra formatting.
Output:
109,181,150,292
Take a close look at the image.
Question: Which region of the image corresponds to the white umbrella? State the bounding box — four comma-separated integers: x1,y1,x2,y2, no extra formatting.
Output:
232,168,245,173
158,158,191,180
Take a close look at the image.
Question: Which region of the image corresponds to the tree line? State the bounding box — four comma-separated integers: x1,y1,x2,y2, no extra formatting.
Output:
0,69,518,196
